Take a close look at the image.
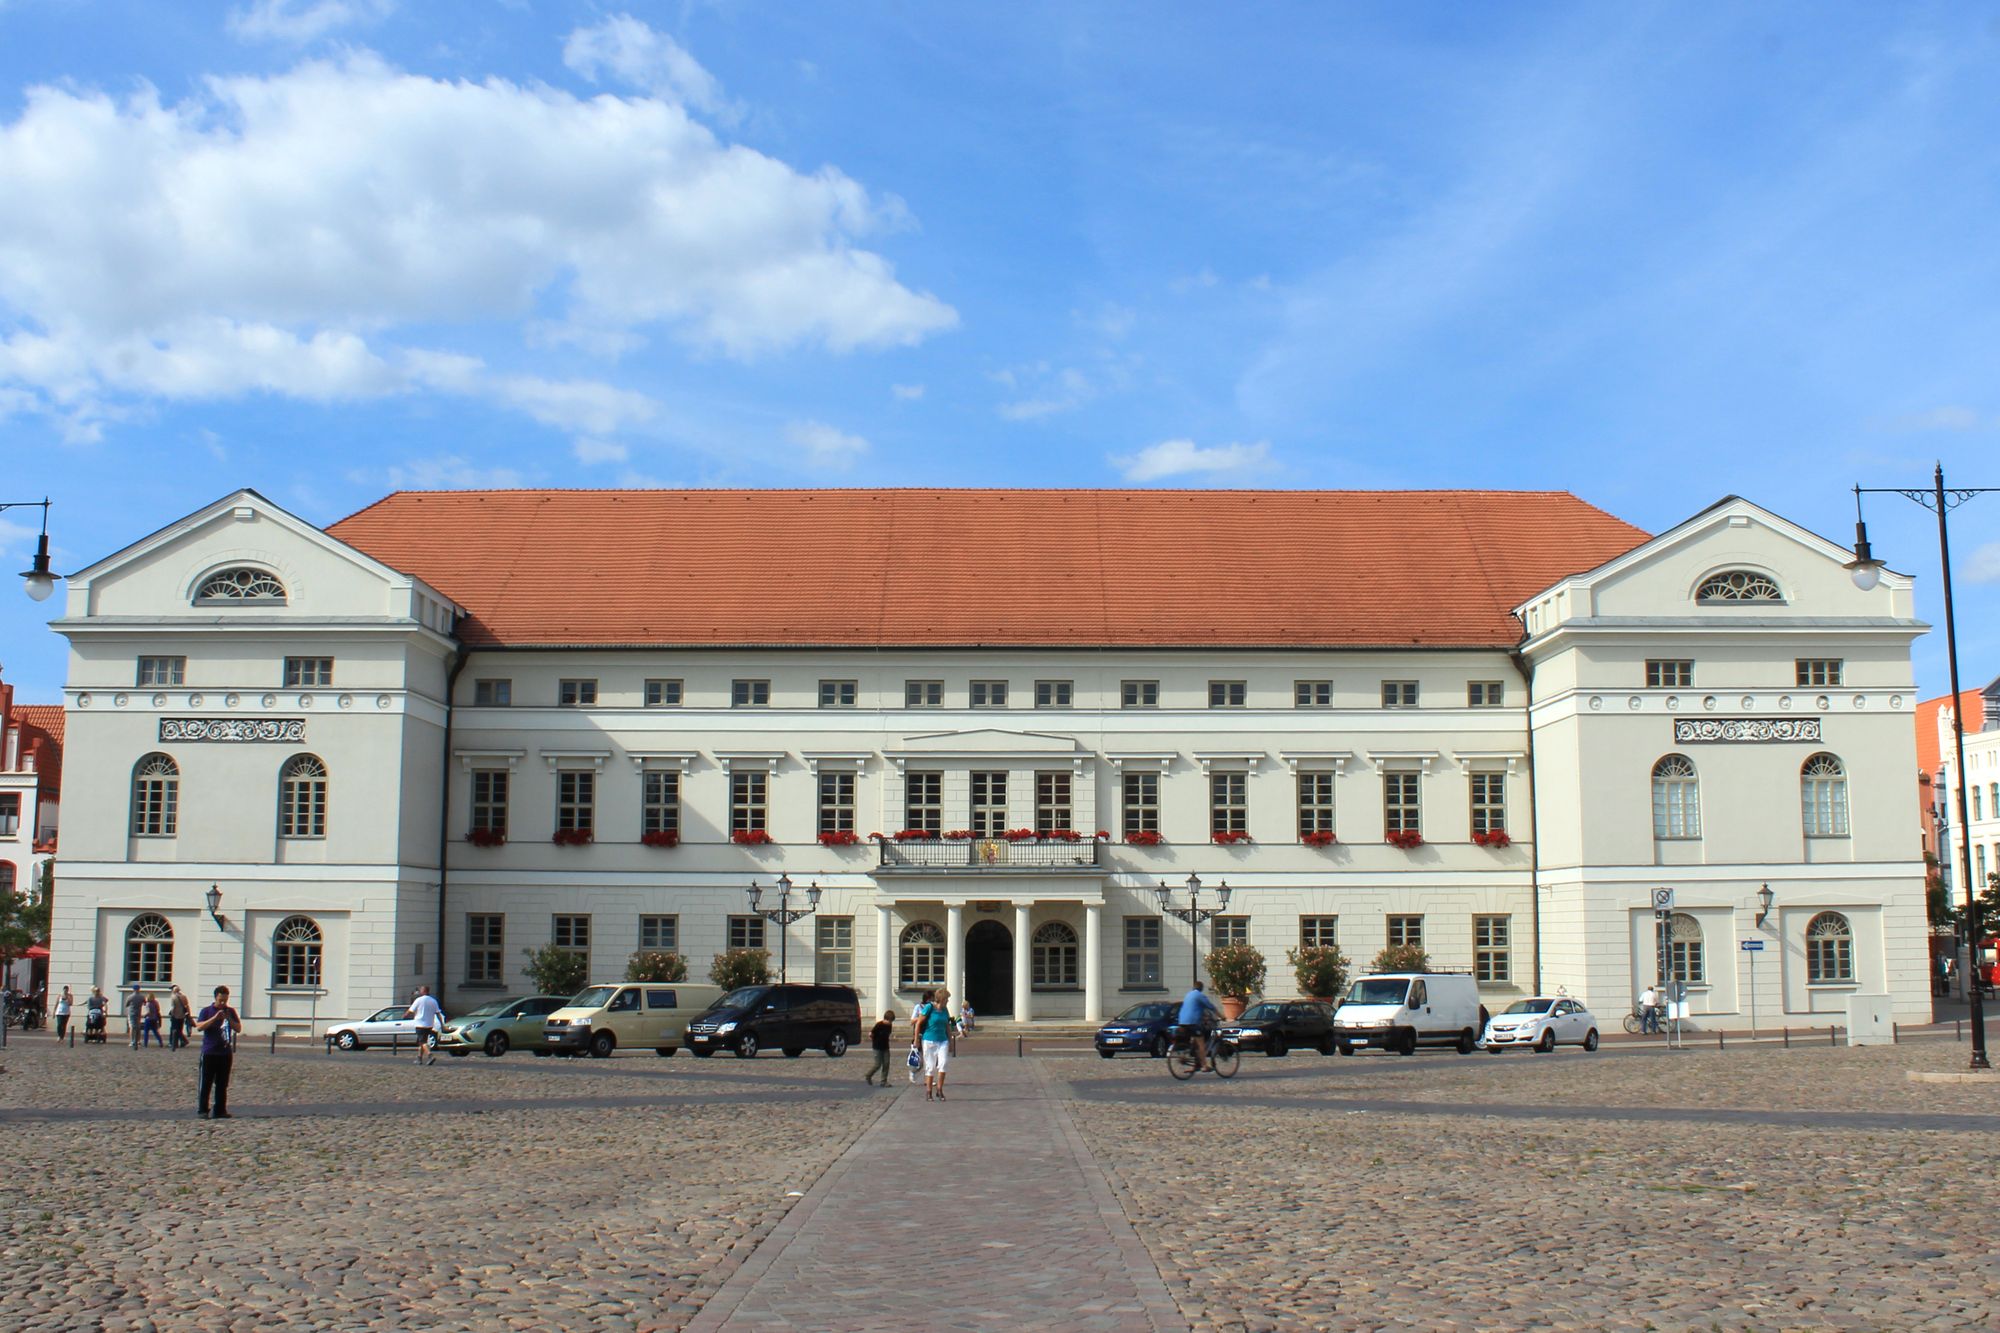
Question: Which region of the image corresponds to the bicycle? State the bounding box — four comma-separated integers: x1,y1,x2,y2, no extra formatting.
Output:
1622,1007,1664,1036
1165,1025,1240,1080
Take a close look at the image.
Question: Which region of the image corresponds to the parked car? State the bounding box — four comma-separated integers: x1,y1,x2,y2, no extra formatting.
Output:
685,983,862,1058
1482,996,1600,1053
543,982,724,1058
326,1005,435,1052
1094,1001,1179,1058
1216,999,1337,1056
437,995,570,1057
1332,972,1488,1055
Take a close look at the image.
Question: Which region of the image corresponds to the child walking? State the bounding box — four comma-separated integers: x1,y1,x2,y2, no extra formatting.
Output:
863,1010,895,1086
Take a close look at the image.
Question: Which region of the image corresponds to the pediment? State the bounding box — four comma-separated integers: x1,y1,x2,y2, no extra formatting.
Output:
891,728,1085,756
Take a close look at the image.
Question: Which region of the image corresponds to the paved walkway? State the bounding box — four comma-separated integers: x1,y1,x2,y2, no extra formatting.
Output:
684,1057,1186,1333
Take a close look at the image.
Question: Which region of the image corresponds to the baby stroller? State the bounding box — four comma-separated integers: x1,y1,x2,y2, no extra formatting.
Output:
83,1006,108,1043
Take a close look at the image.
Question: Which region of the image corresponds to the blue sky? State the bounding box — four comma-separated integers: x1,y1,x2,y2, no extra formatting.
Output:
2,1,1998,703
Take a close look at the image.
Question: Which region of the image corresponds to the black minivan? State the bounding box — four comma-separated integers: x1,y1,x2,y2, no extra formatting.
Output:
685,984,863,1059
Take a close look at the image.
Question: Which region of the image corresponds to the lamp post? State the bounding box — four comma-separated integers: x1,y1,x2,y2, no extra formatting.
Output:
1754,883,1774,929
1154,873,1232,985
1845,464,1994,1071
747,873,821,983
1,498,59,601
204,884,226,930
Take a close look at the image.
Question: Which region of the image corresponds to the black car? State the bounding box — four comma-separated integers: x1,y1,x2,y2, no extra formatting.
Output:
685,983,862,1059
1093,1001,1179,1058
1215,999,1337,1056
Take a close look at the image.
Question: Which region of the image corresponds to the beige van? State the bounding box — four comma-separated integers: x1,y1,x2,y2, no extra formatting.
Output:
543,982,723,1058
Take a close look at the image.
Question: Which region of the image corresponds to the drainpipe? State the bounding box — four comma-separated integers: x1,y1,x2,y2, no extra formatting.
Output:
1508,647,1543,994
436,630,469,996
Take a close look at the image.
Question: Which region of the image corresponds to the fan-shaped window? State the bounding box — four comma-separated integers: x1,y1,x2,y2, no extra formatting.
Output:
195,566,287,603
124,913,174,984
1651,755,1700,840
1806,911,1854,983
1801,753,1849,837
1695,570,1783,603
132,753,180,837
279,754,329,839
898,921,945,989
272,915,323,987
1668,912,1705,984
1031,921,1080,988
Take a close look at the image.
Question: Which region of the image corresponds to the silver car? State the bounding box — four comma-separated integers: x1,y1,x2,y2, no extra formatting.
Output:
326,1004,437,1052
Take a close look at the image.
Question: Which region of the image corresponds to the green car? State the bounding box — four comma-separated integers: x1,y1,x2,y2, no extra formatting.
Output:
437,995,571,1057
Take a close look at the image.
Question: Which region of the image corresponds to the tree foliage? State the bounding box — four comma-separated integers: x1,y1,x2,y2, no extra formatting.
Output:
520,944,591,998
709,948,772,990
625,950,690,983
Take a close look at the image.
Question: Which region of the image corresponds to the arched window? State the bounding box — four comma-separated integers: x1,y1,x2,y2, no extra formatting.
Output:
898,921,945,989
279,754,329,838
124,913,174,984
1031,921,1080,988
132,754,180,837
1806,911,1854,983
272,915,323,987
1668,912,1705,984
1651,756,1700,839
195,566,287,603
0,861,13,896
1695,570,1783,603
1801,753,1849,837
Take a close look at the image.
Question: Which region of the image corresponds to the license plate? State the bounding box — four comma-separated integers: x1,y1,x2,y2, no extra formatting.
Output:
1351,1038,1371,1047
1104,1037,1123,1044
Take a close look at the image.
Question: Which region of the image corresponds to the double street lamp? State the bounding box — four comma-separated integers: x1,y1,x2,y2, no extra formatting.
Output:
1845,464,1993,1072
1155,873,1231,986
746,873,821,983
1,498,60,601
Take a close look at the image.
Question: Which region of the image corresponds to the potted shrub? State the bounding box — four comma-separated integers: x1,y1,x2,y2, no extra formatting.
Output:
709,948,772,990
1004,828,1039,842
1124,830,1164,847
1471,829,1512,848
1370,942,1430,973
943,829,974,841
892,829,932,842
521,943,590,998
1042,828,1083,842
1205,944,1266,1020
731,829,775,846
626,950,689,983
1301,830,1337,849
640,829,680,849
1211,830,1252,845
1385,829,1424,850
466,827,507,848
551,827,593,847
1287,944,1351,1000
818,829,862,847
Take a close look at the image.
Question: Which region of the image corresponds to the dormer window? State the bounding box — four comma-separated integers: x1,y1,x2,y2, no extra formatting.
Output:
195,566,286,604
1695,570,1782,604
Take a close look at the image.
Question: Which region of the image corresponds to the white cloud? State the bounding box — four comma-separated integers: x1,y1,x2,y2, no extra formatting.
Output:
892,383,925,400
401,350,656,435
1880,406,1988,432
563,15,735,121
786,419,868,468
996,365,1094,421
377,455,527,490
572,438,629,465
229,0,394,44
1111,438,1272,483
1965,542,2000,585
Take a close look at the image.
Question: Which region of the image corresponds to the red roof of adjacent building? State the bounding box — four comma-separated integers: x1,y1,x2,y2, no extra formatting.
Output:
328,489,1650,650
3,694,62,791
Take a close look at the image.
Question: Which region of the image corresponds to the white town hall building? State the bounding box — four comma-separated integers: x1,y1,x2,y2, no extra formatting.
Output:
44,487,1933,1034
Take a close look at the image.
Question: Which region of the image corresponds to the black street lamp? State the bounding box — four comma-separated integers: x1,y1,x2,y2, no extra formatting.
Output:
747,873,821,983
1154,873,1232,985
1846,464,1994,1071
1,498,59,601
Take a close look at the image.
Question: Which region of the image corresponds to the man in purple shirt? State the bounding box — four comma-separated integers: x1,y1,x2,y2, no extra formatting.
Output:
191,985,243,1119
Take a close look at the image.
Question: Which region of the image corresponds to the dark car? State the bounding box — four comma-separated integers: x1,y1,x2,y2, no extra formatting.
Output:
1094,1001,1179,1058
1215,999,1337,1056
685,983,862,1059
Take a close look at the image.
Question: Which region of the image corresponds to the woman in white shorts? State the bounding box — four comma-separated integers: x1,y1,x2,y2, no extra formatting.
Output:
918,987,957,1101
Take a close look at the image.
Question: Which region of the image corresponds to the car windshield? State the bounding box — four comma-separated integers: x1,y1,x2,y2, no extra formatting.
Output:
569,986,619,1010
1113,1004,1170,1023
462,1001,512,1019
710,987,768,1012
1344,979,1410,1006
1238,1003,1282,1022
1502,999,1555,1016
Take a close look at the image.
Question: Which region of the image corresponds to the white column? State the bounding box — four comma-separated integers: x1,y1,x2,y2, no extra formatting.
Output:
946,902,965,1008
1084,902,1104,1022
875,903,894,1017
1013,902,1033,1022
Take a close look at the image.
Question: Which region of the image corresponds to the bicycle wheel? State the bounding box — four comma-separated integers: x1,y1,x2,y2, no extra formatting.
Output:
1167,1044,1199,1081
1621,1012,1643,1035
1209,1041,1241,1079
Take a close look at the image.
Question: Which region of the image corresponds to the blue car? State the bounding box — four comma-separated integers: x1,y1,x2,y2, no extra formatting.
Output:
1094,1001,1178,1058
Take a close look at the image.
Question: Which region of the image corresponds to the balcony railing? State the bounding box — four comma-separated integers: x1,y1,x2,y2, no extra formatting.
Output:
877,837,1104,872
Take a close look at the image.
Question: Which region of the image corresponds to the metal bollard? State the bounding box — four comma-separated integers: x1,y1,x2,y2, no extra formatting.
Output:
1718,1030,1725,1050
1957,1018,1963,1042
1783,1026,1789,1048
1830,1025,1837,1046
1892,1022,1899,1045
1016,1035,1023,1059
269,1031,277,1055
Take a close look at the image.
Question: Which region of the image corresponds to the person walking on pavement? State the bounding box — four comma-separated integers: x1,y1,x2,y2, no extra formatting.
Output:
52,986,72,1041
908,989,933,1084
863,1010,895,1086
405,984,444,1066
917,988,959,1102
141,994,164,1048
1638,983,1662,1035
125,983,146,1048
191,985,241,1119
84,986,107,1042
167,986,192,1050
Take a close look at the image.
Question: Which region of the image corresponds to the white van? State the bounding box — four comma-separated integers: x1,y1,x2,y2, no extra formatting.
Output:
1332,972,1488,1055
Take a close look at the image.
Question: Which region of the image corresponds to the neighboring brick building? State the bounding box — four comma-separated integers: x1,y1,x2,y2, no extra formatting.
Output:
1,667,62,993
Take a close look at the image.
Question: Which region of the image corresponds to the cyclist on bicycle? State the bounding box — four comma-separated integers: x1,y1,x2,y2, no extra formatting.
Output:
1176,980,1222,1072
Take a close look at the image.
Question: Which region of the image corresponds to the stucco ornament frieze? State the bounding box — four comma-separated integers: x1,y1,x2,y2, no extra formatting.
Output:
1672,718,1822,744
159,717,306,743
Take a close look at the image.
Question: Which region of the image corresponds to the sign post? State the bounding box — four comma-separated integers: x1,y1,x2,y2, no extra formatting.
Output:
1741,938,1765,1041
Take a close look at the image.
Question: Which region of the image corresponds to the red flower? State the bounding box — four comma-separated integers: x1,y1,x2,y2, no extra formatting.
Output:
943,829,974,841
1211,830,1252,846
466,828,507,848
1301,830,1338,848
818,830,863,846
552,827,593,847
1385,830,1424,850
1004,828,1040,842
1472,830,1512,849
731,829,775,846
640,829,680,849
1041,828,1083,842
1094,830,1112,841
1124,830,1164,847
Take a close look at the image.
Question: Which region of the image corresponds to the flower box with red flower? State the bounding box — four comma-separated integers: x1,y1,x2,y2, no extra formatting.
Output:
892,829,932,842
551,827,593,847
818,830,863,847
466,828,507,849
1003,828,1040,842
1301,830,1338,849
1094,830,1112,841
640,829,680,849
1041,828,1084,842
731,829,775,846
943,829,974,841
1385,830,1425,850
1211,830,1253,845
1471,830,1512,849
1124,830,1164,847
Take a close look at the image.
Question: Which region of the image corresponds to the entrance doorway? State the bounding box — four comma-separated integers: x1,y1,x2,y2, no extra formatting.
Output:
964,919,1013,1018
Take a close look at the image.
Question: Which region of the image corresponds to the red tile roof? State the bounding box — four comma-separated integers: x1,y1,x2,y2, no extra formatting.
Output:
329,489,1650,649
6,702,62,790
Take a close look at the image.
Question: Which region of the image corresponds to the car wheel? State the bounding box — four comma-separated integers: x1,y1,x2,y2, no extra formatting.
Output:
826,1032,849,1058
1267,1037,1288,1058
589,1030,617,1059
335,1031,357,1051
1150,1034,1169,1058
1397,1028,1417,1056
1536,1029,1556,1053
1317,1034,1336,1056
783,1047,804,1058
1099,1049,1117,1059
1582,1028,1600,1052
448,1049,470,1058
1455,1028,1475,1055
483,1032,509,1058
1488,1046,1506,1055
1336,1042,1353,1056
655,1046,677,1058
735,1033,759,1059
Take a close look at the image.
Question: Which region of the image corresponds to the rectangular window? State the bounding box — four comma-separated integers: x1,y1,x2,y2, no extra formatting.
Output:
1645,660,1694,688
1210,771,1247,835
283,656,334,687
1796,659,1844,687
136,656,186,687
1975,788,1984,822
644,678,684,707
816,916,854,984
470,770,508,835
1208,680,1247,708
1213,915,1249,948
558,678,598,707
1122,771,1159,835
1297,772,1336,838
642,770,680,835
1295,680,1333,708
1387,914,1424,950
818,771,856,834
638,915,678,952
1474,915,1511,983
1300,916,1339,950
818,679,857,708
970,680,1008,708
1034,771,1072,833
727,915,766,951
1470,773,1506,836
732,679,771,707
1123,916,1162,988
970,771,1008,837
473,678,511,706
1034,680,1073,708
1468,681,1504,708
0,793,17,837
1384,773,1421,836
1121,679,1159,709
905,679,944,708
467,914,504,985
1978,846,1988,887
905,771,942,834
1381,680,1419,708
730,771,768,833
557,771,595,834
552,914,590,955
